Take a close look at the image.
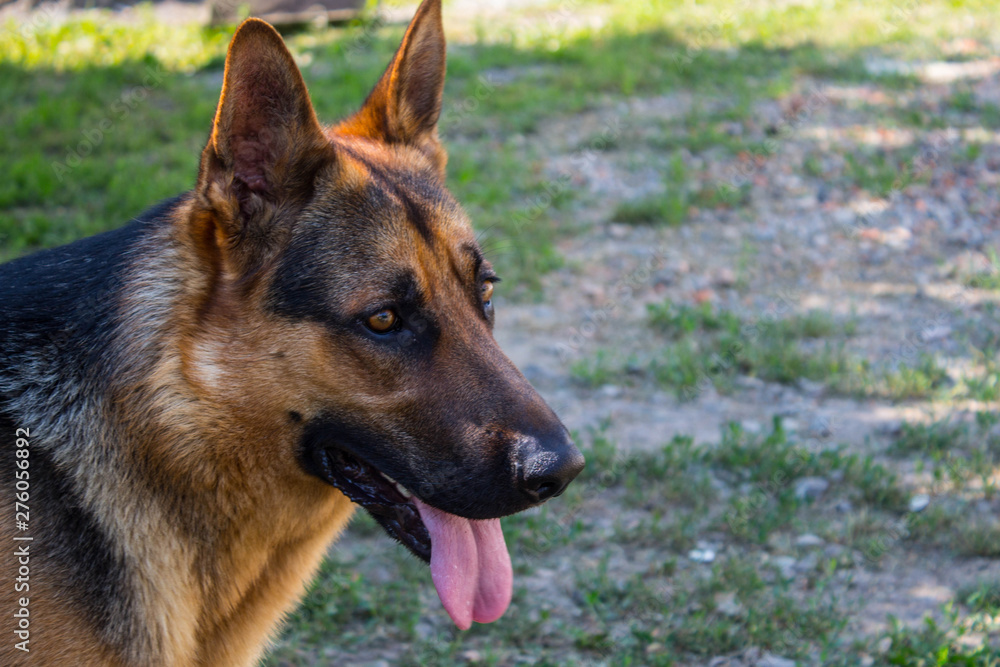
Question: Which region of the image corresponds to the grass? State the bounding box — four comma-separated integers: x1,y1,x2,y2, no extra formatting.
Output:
573,299,951,402
611,153,691,226
960,304,1000,402
908,504,1000,558
650,107,756,155
960,581,1000,616
880,604,1000,666
890,414,999,498
649,301,857,392
964,248,1000,291
655,555,844,660
844,147,926,198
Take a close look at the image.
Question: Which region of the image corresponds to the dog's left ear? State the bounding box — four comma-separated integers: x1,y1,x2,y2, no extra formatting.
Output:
338,0,447,175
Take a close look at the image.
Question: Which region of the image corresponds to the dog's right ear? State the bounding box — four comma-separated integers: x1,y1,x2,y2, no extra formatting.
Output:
337,0,447,176
195,19,329,248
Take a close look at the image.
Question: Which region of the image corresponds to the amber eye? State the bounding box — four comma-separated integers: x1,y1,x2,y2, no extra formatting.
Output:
481,281,494,304
366,309,398,333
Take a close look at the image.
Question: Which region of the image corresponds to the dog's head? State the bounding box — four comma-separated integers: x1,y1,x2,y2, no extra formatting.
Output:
184,0,582,629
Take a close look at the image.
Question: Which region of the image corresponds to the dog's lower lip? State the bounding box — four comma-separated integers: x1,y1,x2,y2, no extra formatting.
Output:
313,448,430,561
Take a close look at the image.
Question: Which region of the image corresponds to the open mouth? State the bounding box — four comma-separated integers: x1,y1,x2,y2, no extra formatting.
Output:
310,447,431,561
309,446,514,630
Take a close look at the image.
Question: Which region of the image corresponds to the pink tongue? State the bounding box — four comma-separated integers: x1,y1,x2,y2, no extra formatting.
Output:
411,497,513,630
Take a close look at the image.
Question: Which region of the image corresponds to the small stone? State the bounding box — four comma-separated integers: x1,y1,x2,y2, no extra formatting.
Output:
736,376,766,390
693,288,716,304
833,500,854,514
883,225,912,248
831,208,855,228
864,247,889,265
608,223,631,239
415,621,435,640
582,283,605,302
909,493,931,513
599,384,622,398
876,420,903,436
824,543,846,558
797,378,826,398
794,476,830,501
461,650,482,663
714,268,737,287
795,533,825,548
807,414,833,437
795,552,820,572
714,591,744,617
858,227,883,242
645,642,666,655
773,556,797,578
688,548,716,563
653,269,676,287
774,404,800,418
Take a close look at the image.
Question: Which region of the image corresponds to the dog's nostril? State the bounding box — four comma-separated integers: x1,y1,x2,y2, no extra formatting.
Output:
519,434,585,504
529,480,561,502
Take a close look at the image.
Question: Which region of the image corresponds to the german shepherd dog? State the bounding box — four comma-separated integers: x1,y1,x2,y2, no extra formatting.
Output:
0,1,583,663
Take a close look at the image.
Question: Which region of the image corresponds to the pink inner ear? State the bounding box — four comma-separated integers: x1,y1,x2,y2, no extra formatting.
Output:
232,131,272,194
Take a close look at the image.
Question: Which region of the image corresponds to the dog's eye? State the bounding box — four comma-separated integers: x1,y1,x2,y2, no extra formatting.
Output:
481,281,494,305
366,309,398,333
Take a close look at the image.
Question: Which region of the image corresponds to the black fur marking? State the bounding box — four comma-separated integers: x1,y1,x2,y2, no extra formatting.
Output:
0,196,188,658
0,195,185,386
270,242,442,357
337,145,437,242
464,243,484,279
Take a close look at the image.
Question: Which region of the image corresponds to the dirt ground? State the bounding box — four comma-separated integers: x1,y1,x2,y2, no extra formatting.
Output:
495,64,1000,643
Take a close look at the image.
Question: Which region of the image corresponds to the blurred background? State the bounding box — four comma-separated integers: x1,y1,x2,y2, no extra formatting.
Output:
2,0,999,664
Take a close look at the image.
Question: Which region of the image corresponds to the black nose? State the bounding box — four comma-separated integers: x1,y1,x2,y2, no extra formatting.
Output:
518,429,585,503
